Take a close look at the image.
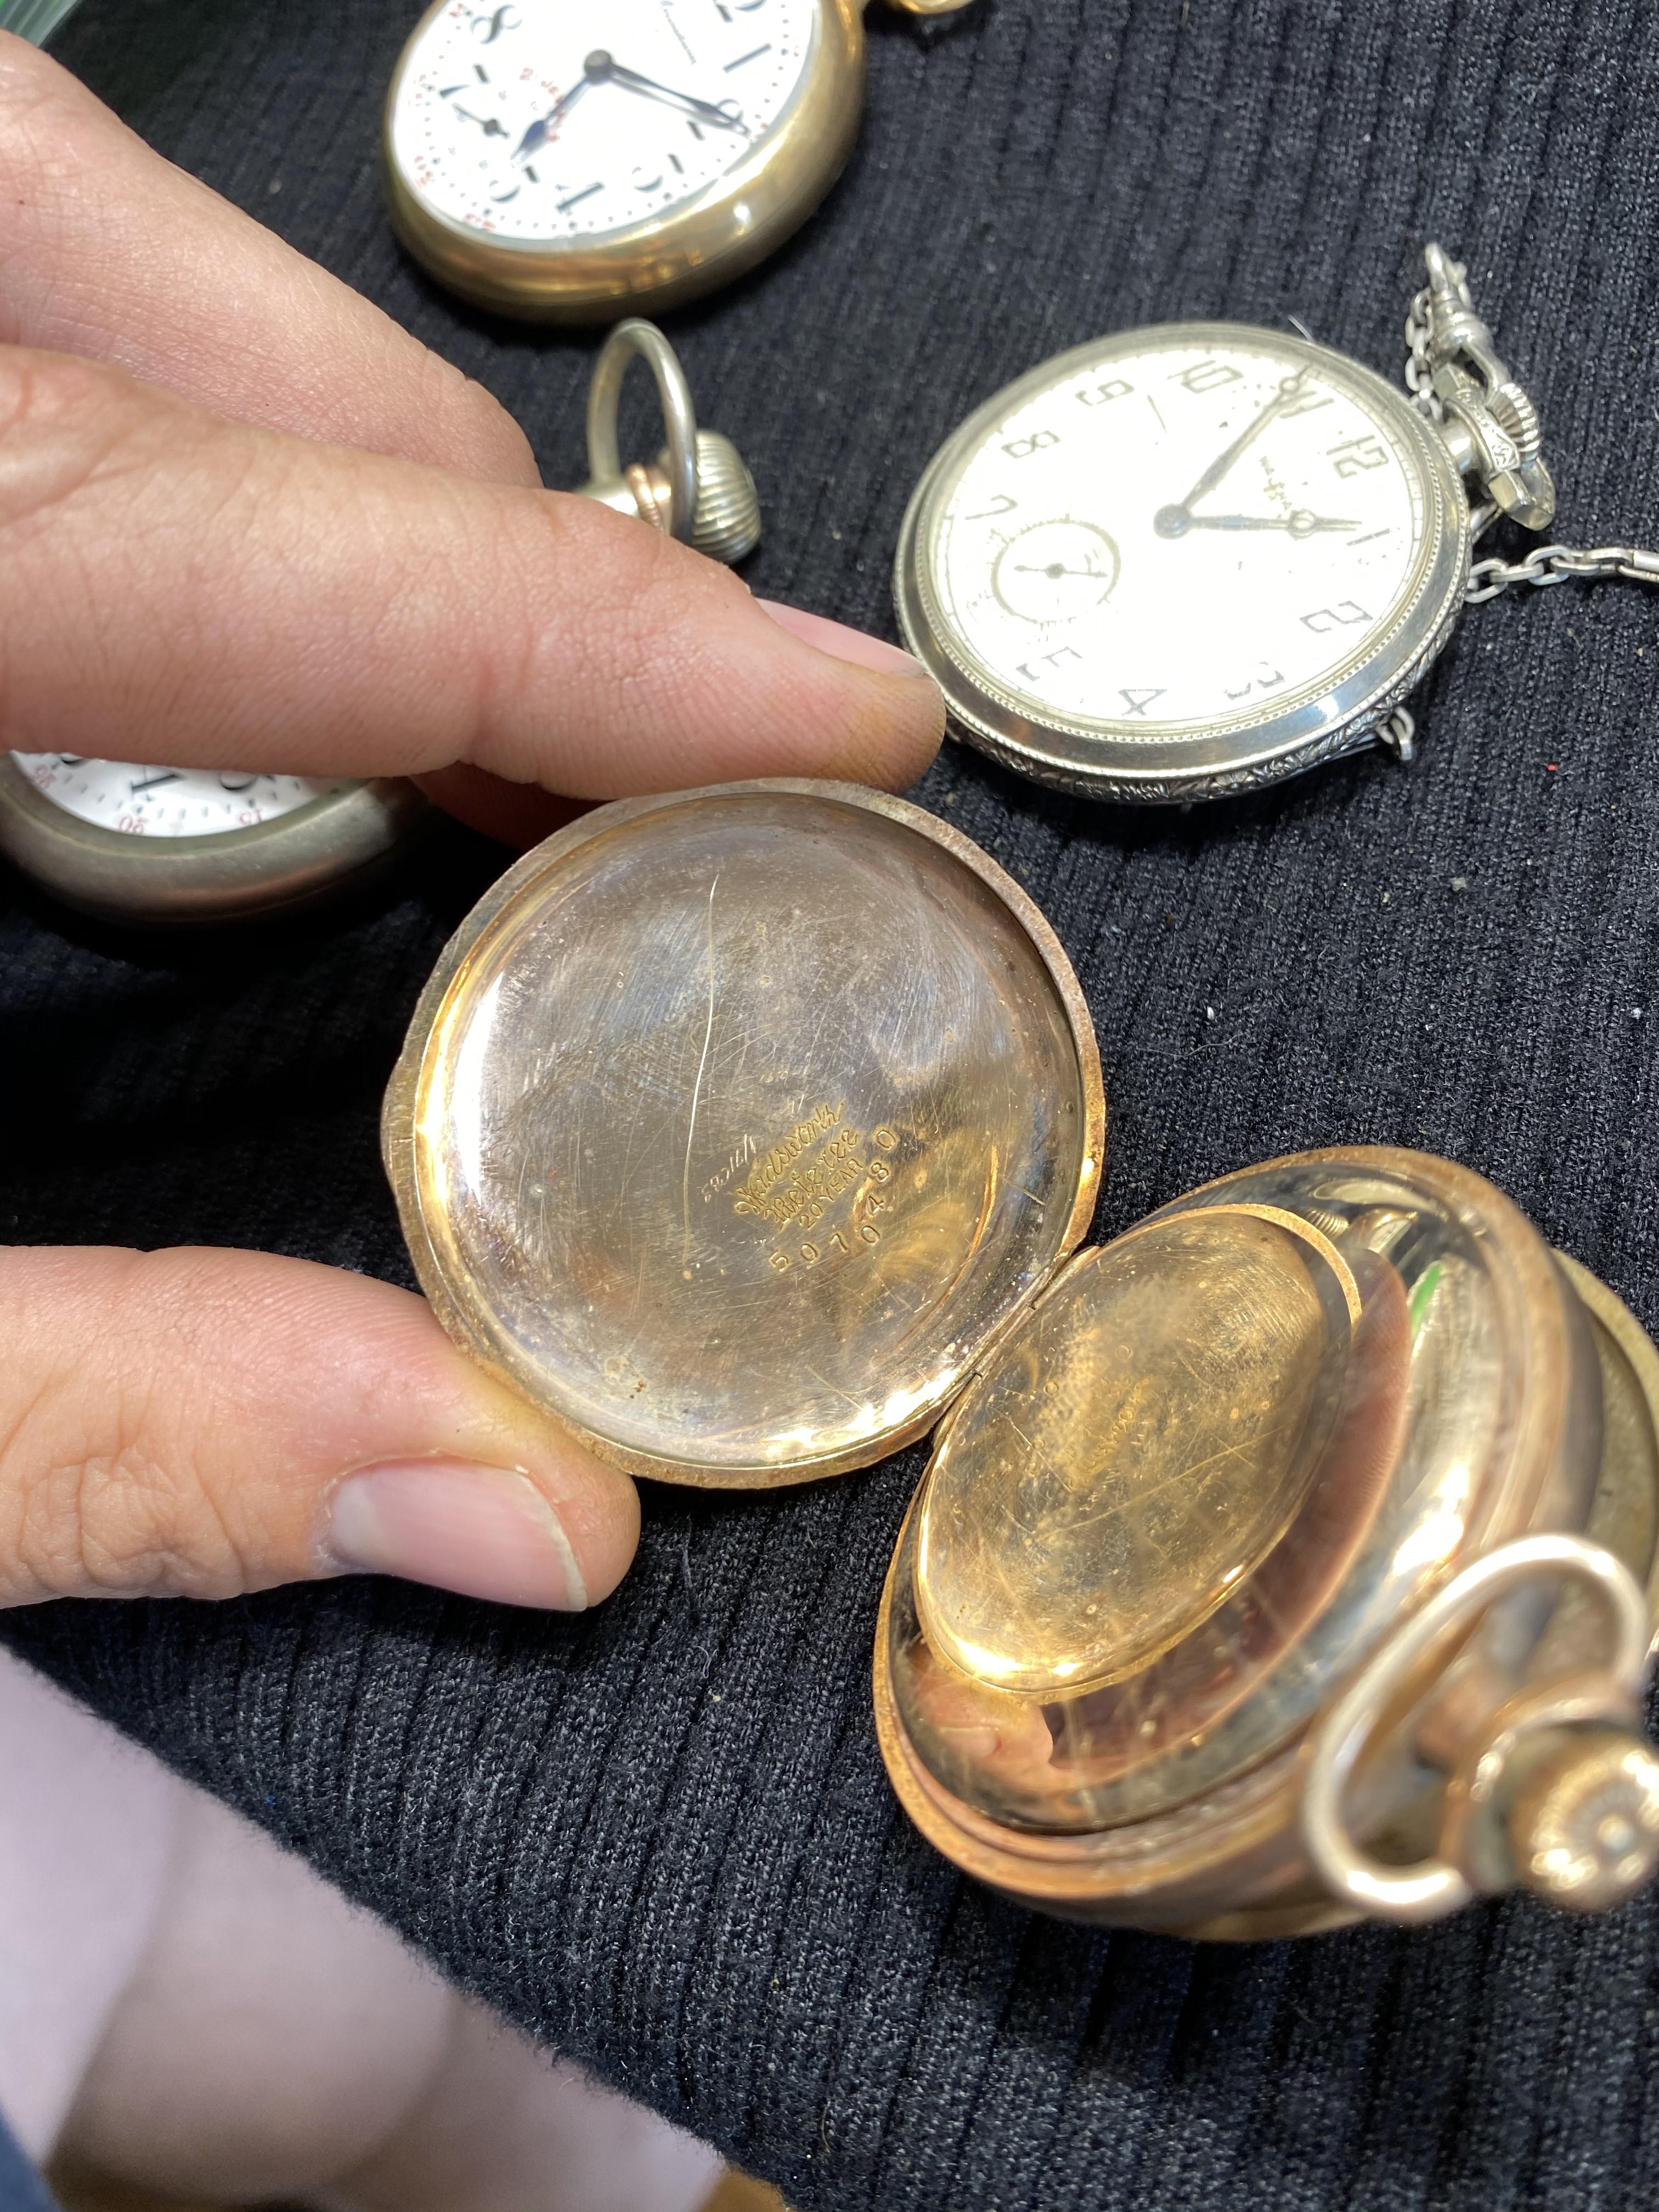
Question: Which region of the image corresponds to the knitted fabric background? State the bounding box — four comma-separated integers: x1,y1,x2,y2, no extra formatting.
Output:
4,1,1659,2204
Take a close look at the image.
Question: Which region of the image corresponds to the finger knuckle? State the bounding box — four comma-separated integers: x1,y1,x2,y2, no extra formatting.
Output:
0,1252,250,1601
0,348,148,537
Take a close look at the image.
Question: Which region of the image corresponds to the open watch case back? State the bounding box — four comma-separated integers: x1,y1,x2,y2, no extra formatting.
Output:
382,780,1659,1937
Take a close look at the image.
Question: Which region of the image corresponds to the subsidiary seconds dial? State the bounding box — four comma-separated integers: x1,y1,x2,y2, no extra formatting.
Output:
895,324,1470,802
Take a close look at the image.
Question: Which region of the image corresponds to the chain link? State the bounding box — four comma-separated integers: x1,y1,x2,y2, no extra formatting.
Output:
1465,544,1659,603
1403,285,1442,424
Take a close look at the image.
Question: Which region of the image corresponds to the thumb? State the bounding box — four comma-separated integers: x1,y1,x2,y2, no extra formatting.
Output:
0,1246,638,1610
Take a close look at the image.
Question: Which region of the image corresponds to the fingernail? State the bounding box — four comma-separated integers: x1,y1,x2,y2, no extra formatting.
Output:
757,600,934,678
324,1461,589,1611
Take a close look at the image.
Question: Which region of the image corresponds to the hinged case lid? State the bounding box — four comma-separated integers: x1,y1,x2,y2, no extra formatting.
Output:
383,781,1105,1487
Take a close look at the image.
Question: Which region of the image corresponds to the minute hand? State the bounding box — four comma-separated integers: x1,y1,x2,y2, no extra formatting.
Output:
606,61,747,129
1175,373,1305,511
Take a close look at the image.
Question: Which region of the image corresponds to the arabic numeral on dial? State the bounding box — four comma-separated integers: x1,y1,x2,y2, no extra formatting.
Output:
715,0,767,14
1076,378,1133,408
966,492,1017,521
1015,646,1085,682
1328,435,1389,477
1171,359,1243,393
1223,664,1286,701
1300,601,1371,633
1002,428,1060,461
471,5,518,40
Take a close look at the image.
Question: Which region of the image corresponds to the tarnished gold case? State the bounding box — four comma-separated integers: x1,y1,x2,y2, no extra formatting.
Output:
385,782,1659,1938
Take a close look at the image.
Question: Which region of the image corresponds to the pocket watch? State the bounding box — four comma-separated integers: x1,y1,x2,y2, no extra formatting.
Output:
383,0,972,321
0,325,757,926
0,761,426,928
896,246,1659,802
383,778,1659,1937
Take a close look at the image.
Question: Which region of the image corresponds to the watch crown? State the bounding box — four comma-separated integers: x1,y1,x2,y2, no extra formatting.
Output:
1487,382,1543,461
1508,1726,1659,1914
670,431,762,566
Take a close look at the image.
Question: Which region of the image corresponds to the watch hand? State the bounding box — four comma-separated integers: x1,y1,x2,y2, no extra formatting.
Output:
1014,562,1108,578
1173,509,1359,535
514,76,587,161
1152,370,1309,538
452,104,509,138
604,57,748,131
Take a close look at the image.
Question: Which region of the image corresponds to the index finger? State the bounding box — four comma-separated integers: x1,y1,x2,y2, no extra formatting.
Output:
0,31,539,484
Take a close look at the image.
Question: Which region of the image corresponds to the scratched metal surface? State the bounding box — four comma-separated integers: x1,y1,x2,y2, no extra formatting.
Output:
7,1,1659,2207
388,786,1094,1479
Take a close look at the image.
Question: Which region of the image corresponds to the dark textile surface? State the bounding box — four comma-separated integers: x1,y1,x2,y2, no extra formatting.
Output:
4,1,1659,2204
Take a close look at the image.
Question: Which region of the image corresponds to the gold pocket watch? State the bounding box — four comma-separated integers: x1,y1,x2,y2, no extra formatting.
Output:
383,0,970,321
896,246,1659,802
383,778,1659,1937
0,326,756,924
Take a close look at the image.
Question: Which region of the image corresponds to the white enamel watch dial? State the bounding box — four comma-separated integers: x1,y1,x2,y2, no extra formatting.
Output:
390,0,816,242
383,0,962,319
13,758,337,835
0,755,426,927
895,325,1471,803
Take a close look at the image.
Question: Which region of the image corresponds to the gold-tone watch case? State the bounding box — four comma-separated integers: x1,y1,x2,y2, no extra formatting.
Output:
382,0,866,321
383,781,1104,1487
385,790,1659,1936
872,1149,1659,1937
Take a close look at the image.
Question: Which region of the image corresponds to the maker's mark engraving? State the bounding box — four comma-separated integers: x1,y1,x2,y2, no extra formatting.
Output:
731,1106,902,1251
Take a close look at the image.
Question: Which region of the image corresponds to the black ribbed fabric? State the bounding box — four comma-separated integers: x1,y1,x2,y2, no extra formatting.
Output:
4,2,1659,2204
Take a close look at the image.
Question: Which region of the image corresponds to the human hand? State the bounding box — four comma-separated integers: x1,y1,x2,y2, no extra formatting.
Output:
0,32,943,1616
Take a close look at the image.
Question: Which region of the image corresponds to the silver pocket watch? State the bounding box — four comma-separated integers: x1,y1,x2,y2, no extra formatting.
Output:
896,246,1659,803
0,324,759,926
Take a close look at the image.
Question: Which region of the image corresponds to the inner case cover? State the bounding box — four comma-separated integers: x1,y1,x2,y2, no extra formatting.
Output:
383,782,1105,1487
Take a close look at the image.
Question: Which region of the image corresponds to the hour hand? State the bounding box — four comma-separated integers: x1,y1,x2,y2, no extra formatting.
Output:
514,77,586,161
1154,506,1356,538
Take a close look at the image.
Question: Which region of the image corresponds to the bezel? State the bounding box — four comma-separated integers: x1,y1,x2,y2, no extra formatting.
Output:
895,323,1472,803
383,0,864,321
0,761,427,927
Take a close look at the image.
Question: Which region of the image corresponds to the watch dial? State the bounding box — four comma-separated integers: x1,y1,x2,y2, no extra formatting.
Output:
920,331,1436,738
13,756,338,837
390,0,819,243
